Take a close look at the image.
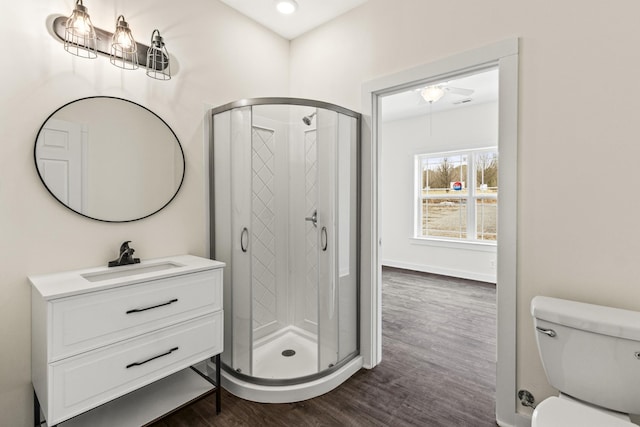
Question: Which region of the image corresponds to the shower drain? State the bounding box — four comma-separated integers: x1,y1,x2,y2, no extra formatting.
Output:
282,349,296,357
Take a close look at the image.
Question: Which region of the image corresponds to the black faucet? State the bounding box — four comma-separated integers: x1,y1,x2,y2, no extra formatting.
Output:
108,241,141,267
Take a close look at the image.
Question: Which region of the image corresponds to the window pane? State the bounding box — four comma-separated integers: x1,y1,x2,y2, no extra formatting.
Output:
422,155,468,196
476,198,497,241
475,152,498,195
421,198,467,239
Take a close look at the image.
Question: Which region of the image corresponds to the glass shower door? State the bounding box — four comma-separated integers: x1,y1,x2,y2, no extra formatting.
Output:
213,106,253,376
212,100,359,385
316,109,359,371
317,108,338,370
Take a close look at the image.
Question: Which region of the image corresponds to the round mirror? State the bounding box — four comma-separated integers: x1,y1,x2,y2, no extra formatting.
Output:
34,97,185,222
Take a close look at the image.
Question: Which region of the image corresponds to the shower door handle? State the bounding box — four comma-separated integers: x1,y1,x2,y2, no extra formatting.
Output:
321,226,328,251
240,227,249,253
305,210,318,227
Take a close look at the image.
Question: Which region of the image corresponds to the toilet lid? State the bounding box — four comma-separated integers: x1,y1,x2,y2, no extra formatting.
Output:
532,397,634,427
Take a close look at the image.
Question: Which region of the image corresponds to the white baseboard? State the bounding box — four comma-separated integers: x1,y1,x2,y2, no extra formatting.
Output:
382,259,496,283
497,412,531,427
515,412,531,427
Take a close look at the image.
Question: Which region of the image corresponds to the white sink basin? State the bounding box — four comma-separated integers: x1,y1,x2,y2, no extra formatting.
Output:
81,262,183,282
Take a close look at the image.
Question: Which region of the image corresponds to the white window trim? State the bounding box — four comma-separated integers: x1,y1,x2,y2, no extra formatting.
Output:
410,236,497,252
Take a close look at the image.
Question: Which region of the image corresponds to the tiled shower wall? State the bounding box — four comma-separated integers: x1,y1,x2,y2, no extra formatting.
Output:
304,129,319,327
250,118,320,341
251,127,278,331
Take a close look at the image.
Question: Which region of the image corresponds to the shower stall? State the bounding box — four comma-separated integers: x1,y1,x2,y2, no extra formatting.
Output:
210,98,361,403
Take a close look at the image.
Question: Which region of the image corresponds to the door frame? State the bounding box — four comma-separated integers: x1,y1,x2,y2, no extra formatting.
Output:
360,38,520,426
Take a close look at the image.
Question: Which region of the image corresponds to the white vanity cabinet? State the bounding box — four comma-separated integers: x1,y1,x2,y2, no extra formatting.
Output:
29,255,224,426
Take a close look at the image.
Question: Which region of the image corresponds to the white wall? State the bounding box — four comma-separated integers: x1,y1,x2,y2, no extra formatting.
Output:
0,1,289,425
289,0,640,421
381,102,498,282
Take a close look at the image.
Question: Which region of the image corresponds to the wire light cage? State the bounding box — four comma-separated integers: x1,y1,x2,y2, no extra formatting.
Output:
146,29,171,80
110,15,138,70
64,0,97,59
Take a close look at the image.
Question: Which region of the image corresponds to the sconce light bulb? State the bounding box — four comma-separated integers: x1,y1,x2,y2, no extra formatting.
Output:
66,1,95,37
116,32,133,49
69,15,89,34
112,16,136,53
110,15,139,69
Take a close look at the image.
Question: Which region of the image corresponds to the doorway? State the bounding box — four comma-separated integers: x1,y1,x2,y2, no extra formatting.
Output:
361,39,518,425
379,68,499,282
378,66,499,419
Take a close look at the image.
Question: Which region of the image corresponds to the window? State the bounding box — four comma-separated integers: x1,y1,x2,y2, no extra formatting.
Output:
416,148,497,242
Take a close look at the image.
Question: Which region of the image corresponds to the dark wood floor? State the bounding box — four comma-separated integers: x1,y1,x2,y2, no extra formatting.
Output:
154,267,497,426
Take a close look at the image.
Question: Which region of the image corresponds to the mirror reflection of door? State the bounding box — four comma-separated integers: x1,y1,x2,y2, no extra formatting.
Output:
36,118,83,212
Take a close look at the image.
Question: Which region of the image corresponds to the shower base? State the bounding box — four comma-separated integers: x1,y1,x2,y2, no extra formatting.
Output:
253,326,318,379
220,356,362,403
217,327,363,403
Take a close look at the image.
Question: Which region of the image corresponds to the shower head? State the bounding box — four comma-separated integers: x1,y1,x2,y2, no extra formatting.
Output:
302,112,316,126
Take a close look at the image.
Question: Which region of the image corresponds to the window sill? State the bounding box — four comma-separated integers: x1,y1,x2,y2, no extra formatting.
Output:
410,237,497,252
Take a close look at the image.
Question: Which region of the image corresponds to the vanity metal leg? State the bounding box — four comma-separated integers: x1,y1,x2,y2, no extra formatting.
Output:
191,354,222,414
33,389,40,426
215,353,221,414
34,390,56,426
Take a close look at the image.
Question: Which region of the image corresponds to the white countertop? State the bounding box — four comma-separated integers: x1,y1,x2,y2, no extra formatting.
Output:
28,254,225,300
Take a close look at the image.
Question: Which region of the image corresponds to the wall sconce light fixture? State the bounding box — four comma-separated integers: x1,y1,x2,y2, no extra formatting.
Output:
64,0,97,59
146,30,171,80
52,2,171,80
110,15,138,70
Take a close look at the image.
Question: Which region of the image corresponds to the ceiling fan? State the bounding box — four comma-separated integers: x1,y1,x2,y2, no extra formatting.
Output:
416,83,474,104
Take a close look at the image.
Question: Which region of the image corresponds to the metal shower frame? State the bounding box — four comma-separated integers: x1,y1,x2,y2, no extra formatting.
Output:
209,97,362,387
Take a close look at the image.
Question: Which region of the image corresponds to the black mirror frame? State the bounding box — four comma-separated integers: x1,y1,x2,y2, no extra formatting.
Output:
34,96,186,223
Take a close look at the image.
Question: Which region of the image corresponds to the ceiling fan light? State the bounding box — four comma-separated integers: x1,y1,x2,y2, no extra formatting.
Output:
421,86,445,103
276,0,298,14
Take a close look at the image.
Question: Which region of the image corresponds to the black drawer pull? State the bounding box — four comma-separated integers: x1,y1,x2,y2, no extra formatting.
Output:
126,298,178,314
126,347,179,369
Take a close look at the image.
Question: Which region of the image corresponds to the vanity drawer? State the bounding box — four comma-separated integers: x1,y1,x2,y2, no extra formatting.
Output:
49,311,223,425
49,269,222,361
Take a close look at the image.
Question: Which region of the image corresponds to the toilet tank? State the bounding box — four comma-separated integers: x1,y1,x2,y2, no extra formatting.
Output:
531,296,640,414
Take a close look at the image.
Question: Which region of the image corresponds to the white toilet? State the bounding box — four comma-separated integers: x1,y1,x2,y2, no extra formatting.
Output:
531,296,640,426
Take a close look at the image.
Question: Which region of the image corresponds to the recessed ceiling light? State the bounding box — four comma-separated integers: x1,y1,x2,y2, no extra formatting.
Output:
275,0,298,14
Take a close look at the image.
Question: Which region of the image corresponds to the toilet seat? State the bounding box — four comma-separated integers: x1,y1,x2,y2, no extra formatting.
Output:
532,396,634,427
